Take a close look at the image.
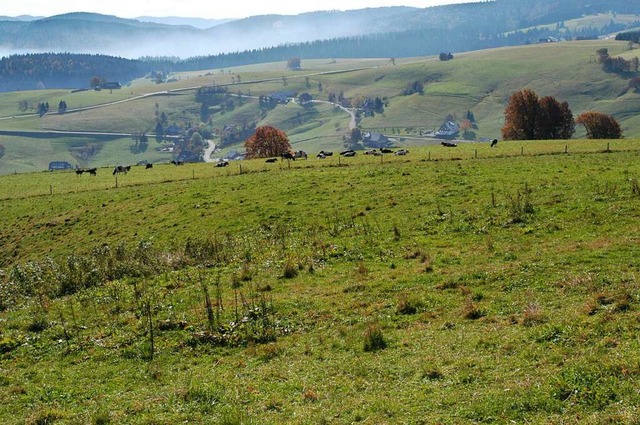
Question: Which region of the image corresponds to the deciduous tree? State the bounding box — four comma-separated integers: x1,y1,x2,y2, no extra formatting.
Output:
502,89,574,140
244,126,291,159
537,96,574,139
287,57,301,70
576,112,623,139
502,89,540,140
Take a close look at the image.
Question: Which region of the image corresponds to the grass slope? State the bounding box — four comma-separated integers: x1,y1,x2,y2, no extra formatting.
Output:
1,141,640,423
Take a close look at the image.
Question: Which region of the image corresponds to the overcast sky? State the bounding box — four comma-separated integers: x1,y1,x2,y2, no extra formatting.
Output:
4,0,475,20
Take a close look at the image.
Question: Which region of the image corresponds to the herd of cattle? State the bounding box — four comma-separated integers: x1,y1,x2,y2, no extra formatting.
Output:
72,140,499,176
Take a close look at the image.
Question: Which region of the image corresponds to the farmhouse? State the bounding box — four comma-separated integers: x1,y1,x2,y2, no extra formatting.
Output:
363,132,391,148
435,121,460,138
269,91,297,104
101,82,122,89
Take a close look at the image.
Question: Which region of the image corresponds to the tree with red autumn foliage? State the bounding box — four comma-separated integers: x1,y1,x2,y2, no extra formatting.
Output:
502,89,574,140
244,126,292,159
576,112,623,139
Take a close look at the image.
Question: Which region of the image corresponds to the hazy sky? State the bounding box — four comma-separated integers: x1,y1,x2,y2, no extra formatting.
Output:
4,0,474,19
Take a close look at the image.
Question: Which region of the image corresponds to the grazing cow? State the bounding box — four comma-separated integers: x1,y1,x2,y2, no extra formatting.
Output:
318,150,333,157
441,141,457,147
380,148,394,154
86,168,97,176
395,149,409,155
490,138,498,147
170,160,184,166
75,169,85,176
145,163,153,169
112,165,131,175
216,161,229,167
294,150,308,160
265,158,278,163
281,152,295,161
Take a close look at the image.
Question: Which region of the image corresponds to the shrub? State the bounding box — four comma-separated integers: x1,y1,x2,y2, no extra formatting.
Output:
576,111,623,139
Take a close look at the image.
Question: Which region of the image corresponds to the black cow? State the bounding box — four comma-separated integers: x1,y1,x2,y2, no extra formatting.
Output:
281,152,295,161
265,158,278,163
113,165,131,175
216,161,229,167
318,150,333,157
86,168,97,176
490,139,498,147
441,141,457,147
340,149,356,156
145,163,153,169
380,148,394,154
75,169,84,176
170,160,184,166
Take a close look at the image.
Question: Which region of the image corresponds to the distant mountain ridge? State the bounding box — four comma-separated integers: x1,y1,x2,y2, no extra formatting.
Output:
0,1,639,60
135,16,235,29
0,0,640,92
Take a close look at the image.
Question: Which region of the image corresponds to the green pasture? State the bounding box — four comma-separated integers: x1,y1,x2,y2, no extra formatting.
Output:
1,140,640,424
0,139,640,424
512,13,640,34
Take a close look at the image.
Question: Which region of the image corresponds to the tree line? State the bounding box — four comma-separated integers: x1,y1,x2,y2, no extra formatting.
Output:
502,88,622,140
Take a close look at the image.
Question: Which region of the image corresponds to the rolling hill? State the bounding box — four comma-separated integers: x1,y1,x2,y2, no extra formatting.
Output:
0,39,638,174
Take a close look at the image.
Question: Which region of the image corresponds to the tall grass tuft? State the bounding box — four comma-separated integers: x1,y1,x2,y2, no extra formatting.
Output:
282,258,299,279
630,177,640,197
505,185,535,224
363,323,387,352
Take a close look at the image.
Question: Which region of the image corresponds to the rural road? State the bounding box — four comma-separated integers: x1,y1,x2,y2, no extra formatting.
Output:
311,100,356,130
203,140,216,162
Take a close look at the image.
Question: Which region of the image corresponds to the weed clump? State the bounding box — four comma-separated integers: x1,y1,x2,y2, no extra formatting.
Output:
363,323,387,352
521,303,547,326
282,258,299,279
396,296,420,315
462,298,485,320
422,368,444,381
302,388,319,402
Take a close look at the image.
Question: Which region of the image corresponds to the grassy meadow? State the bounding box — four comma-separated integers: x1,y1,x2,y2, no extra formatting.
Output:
1,39,639,174
2,139,640,424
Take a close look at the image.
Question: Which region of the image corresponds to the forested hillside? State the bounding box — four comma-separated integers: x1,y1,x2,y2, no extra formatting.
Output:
0,0,639,93
0,53,150,91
